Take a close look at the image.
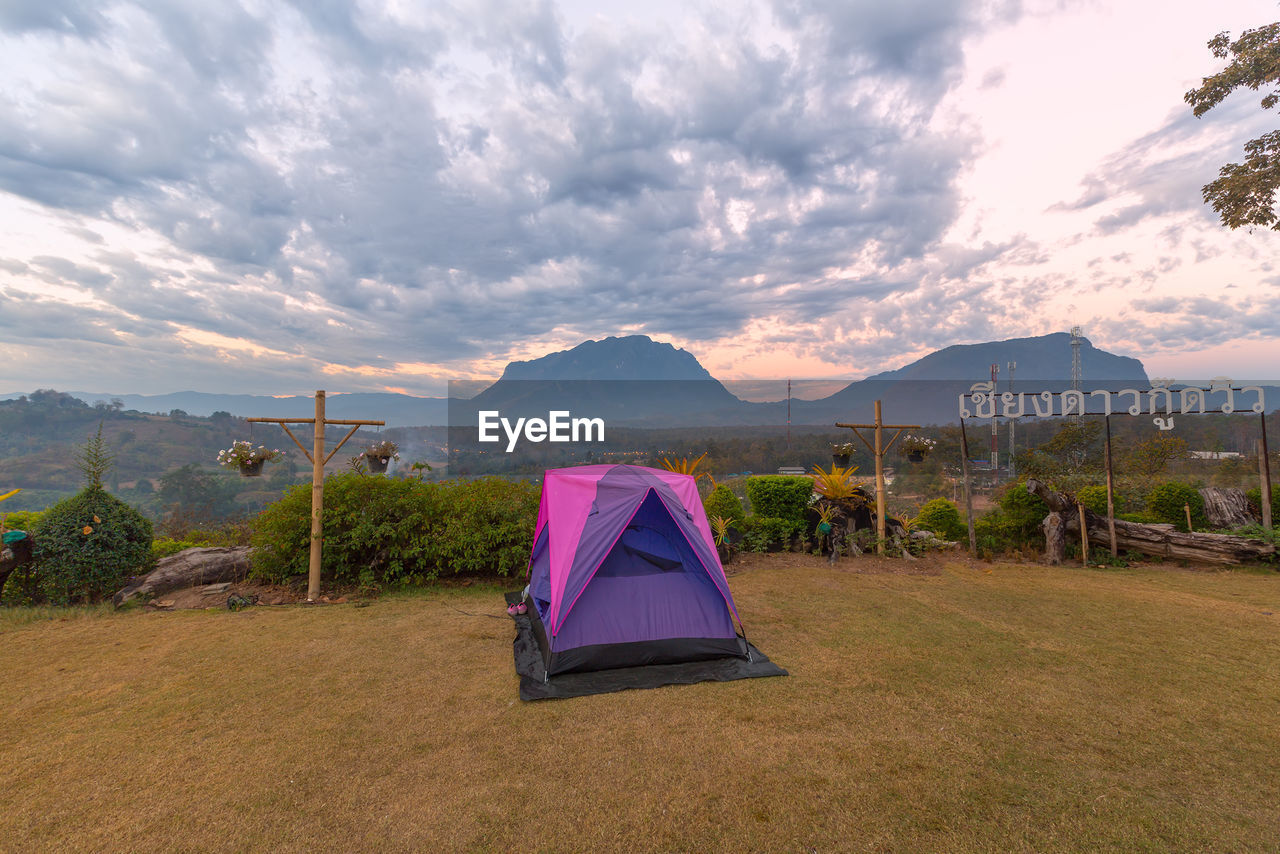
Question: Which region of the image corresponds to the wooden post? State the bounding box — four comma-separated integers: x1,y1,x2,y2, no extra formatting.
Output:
873,400,886,553
1184,503,1193,533
309,391,326,602
1261,413,1273,534
835,403,919,558
1103,415,1117,557
1078,504,1089,565
1259,437,1272,533
959,418,977,555
248,391,384,603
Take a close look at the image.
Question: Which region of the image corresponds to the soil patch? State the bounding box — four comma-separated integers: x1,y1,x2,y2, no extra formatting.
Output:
146,581,316,611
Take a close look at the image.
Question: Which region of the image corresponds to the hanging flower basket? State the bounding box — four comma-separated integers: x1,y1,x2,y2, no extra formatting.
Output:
830,443,855,469
217,441,282,477
897,434,936,462
832,453,851,468
362,440,399,474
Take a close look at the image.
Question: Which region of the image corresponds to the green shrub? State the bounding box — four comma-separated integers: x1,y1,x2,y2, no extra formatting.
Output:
423,478,541,577
703,484,746,527
1,510,43,532
1117,511,1160,524
741,516,800,553
151,538,200,560
996,481,1051,544
1146,482,1208,532
1246,487,1280,523
250,474,540,586
914,498,965,540
251,473,440,585
29,487,153,605
973,509,1027,555
744,476,813,522
1076,485,1124,516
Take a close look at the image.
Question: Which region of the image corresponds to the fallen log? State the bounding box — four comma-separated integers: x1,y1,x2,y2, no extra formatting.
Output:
1025,479,1275,566
113,546,251,607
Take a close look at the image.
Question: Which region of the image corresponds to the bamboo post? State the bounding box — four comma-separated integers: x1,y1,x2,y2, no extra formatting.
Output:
1184,503,1193,533
959,418,976,555
1078,504,1088,565
1104,415,1117,557
835,402,919,557
873,401,885,553
310,391,326,602
248,391,384,603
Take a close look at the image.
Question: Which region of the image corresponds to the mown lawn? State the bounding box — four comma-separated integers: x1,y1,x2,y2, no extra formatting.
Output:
2,554,1278,853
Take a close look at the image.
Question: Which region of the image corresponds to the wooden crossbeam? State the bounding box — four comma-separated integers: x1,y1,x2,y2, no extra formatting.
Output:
836,402,921,555
247,394,385,601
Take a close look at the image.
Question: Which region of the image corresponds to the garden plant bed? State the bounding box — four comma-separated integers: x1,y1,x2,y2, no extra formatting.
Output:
2,552,1278,851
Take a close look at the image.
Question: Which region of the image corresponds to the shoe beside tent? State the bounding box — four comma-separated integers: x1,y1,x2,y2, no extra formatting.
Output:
511,464,786,699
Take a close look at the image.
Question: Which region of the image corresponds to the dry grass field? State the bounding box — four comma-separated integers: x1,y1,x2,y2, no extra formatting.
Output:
2,552,1278,853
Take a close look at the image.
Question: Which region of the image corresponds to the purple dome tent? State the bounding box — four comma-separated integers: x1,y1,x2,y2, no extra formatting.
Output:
509,465,785,699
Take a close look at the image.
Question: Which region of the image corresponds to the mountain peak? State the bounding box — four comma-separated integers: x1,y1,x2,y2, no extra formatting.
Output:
498,335,716,382
864,332,1148,383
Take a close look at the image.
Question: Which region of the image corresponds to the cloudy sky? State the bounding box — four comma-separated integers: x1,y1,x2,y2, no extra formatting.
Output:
1,0,1277,397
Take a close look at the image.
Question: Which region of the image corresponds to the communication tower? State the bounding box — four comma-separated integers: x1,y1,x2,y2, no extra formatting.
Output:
1070,326,1083,421
1070,326,1083,391
1007,361,1016,478
990,363,999,470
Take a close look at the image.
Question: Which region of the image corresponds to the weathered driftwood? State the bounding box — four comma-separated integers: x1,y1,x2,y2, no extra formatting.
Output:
113,546,251,607
1199,487,1258,529
1026,479,1275,566
1041,511,1066,565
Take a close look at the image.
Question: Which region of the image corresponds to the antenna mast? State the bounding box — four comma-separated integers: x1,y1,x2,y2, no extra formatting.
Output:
1070,326,1083,421
1007,361,1016,479
990,363,999,472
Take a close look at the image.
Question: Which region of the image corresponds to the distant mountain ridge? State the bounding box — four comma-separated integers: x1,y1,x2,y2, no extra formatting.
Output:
499,336,718,381
863,332,1147,382
7,332,1160,427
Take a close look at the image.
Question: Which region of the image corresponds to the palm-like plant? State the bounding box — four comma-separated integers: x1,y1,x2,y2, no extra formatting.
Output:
708,514,732,546
810,464,858,499
661,452,712,484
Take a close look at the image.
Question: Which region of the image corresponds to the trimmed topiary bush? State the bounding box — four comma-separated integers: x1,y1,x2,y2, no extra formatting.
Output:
425,477,541,577
703,484,746,527
915,498,965,540
1146,482,1208,532
744,476,814,523
30,487,153,605
250,474,540,587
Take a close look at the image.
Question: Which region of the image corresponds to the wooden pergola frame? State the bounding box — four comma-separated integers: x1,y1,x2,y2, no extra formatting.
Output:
248,390,384,602
836,400,921,555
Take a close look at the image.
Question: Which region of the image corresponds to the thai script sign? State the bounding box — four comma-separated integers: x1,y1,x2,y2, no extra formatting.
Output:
959,377,1265,431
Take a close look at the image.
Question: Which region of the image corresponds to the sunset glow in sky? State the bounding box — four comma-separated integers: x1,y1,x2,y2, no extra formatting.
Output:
1,0,1277,396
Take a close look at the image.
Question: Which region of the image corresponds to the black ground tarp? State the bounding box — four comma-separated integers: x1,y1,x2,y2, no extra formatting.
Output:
506,592,788,701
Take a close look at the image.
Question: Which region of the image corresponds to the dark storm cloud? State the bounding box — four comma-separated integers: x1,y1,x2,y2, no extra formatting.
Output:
0,0,1025,391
